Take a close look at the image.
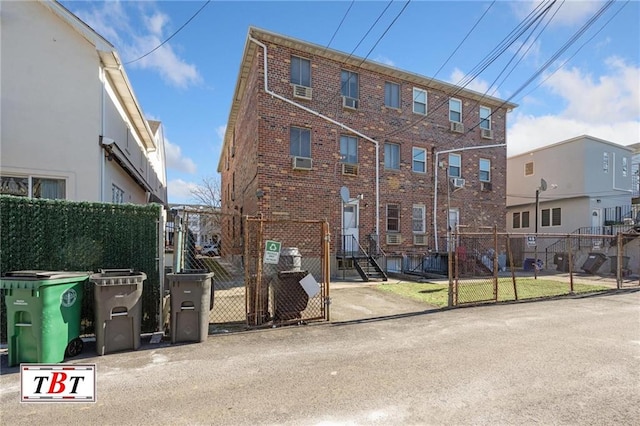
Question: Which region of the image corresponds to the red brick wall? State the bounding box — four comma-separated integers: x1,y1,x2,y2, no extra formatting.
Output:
225,35,509,254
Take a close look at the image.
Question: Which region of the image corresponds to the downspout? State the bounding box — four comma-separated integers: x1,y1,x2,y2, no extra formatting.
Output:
433,143,506,251
100,66,106,202
248,36,380,242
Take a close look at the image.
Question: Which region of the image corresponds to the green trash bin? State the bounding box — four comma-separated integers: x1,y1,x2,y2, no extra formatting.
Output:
0,270,89,367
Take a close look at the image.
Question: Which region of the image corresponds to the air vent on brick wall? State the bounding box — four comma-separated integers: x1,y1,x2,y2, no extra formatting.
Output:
413,234,427,245
481,128,493,139
386,234,402,245
450,122,464,133
342,96,359,110
342,163,359,176
292,156,313,170
292,85,312,100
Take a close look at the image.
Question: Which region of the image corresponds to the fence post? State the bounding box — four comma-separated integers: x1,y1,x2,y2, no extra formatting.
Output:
447,228,454,308
506,235,518,300
323,221,331,321
493,226,498,301
617,232,623,289
568,234,574,293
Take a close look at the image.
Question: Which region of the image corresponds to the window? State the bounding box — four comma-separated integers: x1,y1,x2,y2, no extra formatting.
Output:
479,158,491,182
0,175,65,199
413,88,427,115
290,127,311,158
340,135,358,164
449,98,462,123
479,106,491,130
622,157,628,177
341,70,359,99
448,153,461,178
387,204,400,232
603,152,609,173
290,56,311,87
412,147,427,173
541,208,561,227
513,211,530,229
385,82,400,108
385,143,400,170
513,212,521,229
412,205,426,233
112,184,124,204
522,211,530,228
525,161,534,176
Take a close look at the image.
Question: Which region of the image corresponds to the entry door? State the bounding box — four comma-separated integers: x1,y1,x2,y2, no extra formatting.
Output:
591,209,602,232
342,203,359,254
447,208,460,251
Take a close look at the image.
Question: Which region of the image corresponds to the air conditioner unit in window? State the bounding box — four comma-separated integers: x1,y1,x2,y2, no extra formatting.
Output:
480,181,493,191
342,96,359,110
481,128,493,139
292,156,313,170
413,234,427,246
451,178,465,188
342,163,359,176
386,234,402,245
292,85,312,100
450,122,464,133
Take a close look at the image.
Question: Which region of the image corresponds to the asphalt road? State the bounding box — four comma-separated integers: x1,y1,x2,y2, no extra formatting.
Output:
1,285,639,425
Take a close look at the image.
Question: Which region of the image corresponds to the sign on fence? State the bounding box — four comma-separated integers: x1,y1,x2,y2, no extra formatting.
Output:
264,240,282,264
526,235,537,247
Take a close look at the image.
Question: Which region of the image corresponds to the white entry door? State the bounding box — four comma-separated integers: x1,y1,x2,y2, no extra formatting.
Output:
447,208,460,251
591,209,602,231
342,202,359,254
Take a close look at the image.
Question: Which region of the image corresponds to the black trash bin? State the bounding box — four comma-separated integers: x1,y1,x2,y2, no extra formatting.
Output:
581,253,607,274
91,269,146,355
609,256,631,274
167,270,214,343
273,271,309,321
555,253,570,272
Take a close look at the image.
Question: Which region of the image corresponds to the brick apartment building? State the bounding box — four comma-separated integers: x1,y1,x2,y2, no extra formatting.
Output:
218,27,517,274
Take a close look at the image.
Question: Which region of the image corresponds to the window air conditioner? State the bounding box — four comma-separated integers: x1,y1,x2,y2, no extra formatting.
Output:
452,178,466,188
342,96,359,110
481,128,493,139
342,163,359,176
450,122,464,133
386,234,402,245
292,85,312,100
292,156,313,170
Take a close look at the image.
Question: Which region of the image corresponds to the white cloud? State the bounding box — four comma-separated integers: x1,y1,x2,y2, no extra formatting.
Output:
449,68,501,98
511,1,604,27
509,57,639,156
508,39,541,64
216,124,227,141
72,2,201,89
165,138,197,174
374,55,395,67
167,179,199,204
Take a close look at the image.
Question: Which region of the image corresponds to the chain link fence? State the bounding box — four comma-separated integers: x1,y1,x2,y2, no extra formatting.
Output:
167,211,330,332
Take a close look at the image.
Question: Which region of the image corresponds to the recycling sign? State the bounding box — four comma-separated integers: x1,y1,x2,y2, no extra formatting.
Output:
264,240,282,264
61,288,78,308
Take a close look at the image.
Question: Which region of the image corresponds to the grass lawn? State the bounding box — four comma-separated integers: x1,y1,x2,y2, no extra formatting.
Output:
378,278,611,308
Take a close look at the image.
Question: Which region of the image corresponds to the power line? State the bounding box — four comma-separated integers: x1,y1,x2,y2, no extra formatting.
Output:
124,0,211,65
323,0,356,52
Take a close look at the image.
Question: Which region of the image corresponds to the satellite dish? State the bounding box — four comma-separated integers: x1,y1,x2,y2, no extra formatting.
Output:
340,186,350,203
540,179,547,192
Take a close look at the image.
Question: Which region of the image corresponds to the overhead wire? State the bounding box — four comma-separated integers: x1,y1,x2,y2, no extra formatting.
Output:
323,0,356,52
124,0,211,65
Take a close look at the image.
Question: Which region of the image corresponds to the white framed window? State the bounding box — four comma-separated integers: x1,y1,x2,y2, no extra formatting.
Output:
341,70,359,99
513,212,520,229
112,184,124,204
622,157,628,177
448,153,461,178
479,106,491,130
340,135,358,164
449,98,462,123
412,204,426,233
290,126,311,158
290,56,311,87
387,204,400,232
385,82,400,108
385,143,400,170
412,147,427,173
413,88,427,115
541,208,561,227
603,152,609,173
479,158,491,182
0,175,65,199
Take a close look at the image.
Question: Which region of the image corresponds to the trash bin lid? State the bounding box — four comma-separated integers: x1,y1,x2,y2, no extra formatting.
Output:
166,271,214,282
0,270,90,289
90,269,147,286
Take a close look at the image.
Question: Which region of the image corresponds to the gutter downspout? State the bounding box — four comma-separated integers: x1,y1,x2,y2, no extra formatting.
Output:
433,143,506,251
248,36,380,243
100,66,106,202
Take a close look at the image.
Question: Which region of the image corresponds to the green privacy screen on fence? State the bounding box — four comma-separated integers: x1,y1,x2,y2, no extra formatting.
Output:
0,196,162,341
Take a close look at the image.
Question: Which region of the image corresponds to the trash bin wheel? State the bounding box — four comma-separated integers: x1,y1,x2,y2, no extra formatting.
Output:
65,337,84,358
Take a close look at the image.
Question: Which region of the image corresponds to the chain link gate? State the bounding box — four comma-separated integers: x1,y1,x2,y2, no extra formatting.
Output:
166,210,330,332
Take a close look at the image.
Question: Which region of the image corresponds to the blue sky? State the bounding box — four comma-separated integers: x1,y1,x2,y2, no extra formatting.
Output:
61,0,640,204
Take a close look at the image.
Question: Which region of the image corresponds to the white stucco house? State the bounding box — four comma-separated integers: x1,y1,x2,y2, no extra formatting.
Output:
507,135,633,239
0,0,167,205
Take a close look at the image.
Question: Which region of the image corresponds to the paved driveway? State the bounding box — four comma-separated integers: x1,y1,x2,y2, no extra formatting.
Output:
1,285,639,425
